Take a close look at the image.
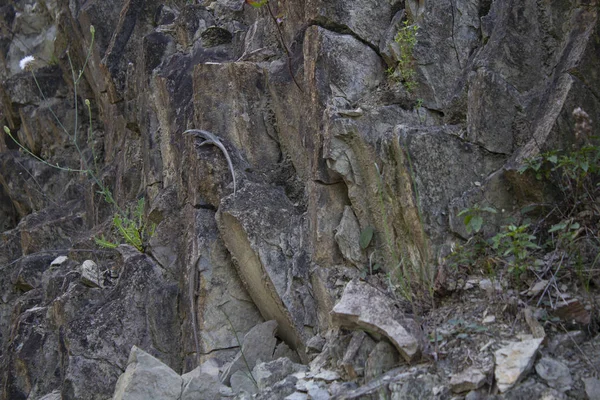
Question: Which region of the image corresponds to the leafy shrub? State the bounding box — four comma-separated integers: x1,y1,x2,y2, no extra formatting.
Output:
389,20,419,92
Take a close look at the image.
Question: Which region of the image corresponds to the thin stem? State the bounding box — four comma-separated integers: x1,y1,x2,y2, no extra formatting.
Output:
265,2,303,93
4,127,88,173
221,307,258,387
30,72,71,138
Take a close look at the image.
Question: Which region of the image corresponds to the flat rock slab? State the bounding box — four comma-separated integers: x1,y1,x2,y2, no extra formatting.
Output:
220,320,278,385
217,182,315,354
494,338,543,393
450,367,487,393
112,346,182,400
331,279,419,363
535,357,572,392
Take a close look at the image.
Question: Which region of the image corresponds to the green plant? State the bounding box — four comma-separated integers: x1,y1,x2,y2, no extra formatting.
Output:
391,20,419,92
517,109,599,288
491,224,540,276
457,204,497,234
95,198,156,252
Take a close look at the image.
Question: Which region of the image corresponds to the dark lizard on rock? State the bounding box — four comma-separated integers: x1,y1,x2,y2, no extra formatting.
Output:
184,129,237,195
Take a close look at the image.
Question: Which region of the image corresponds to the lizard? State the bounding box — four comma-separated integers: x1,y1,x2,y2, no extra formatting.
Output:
184,129,237,196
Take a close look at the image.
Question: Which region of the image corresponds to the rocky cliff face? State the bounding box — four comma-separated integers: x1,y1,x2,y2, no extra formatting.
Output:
0,0,598,399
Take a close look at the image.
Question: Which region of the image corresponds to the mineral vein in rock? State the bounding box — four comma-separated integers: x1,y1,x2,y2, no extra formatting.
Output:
184,129,237,195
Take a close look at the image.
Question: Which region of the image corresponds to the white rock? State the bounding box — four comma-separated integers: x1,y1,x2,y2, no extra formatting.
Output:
482,315,496,324
80,260,103,288
494,338,544,393
50,256,68,266
526,280,548,297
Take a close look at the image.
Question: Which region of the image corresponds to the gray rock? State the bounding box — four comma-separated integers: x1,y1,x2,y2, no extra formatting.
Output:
112,346,183,400
313,369,340,383
255,375,299,400
181,360,228,400
450,367,487,393
364,340,400,380
584,378,600,400
274,342,302,364
306,335,326,354
340,330,376,379
220,320,278,384
334,206,367,267
231,370,259,396
390,373,446,400
217,183,315,355
332,280,419,363
36,390,61,400
535,357,572,392
306,0,393,47
284,392,309,400
494,338,544,393
253,357,307,391
305,380,330,400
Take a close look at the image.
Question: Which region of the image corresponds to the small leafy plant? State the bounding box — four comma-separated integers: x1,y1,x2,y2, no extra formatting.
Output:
491,224,540,276
390,20,419,92
458,204,497,234
95,198,156,252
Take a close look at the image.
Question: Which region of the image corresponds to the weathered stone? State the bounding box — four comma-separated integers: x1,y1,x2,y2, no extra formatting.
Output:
364,340,400,381
1,0,599,398
274,342,302,364
450,367,487,394
80,260,103,288
112,346,183,400
284,392,309,400
181,360,228,400
523,307,545,339
255,375,299,400
334,206,367,267
535,357,572,392
307,181,348,267
306,0,394,48
253,357,307,391
220,320,278,385
340,330,376,379
178,207,262,369
390,373,446,400
217,183,315,354
306,335,326,354
231,370,259,396
467,68,522,154
584,377,600,400
37,390,61,400
305,380,330,400
494,338,544,393
332,280,419,363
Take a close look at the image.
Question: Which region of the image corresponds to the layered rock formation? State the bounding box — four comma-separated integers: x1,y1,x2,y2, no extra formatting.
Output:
0,0,598,398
